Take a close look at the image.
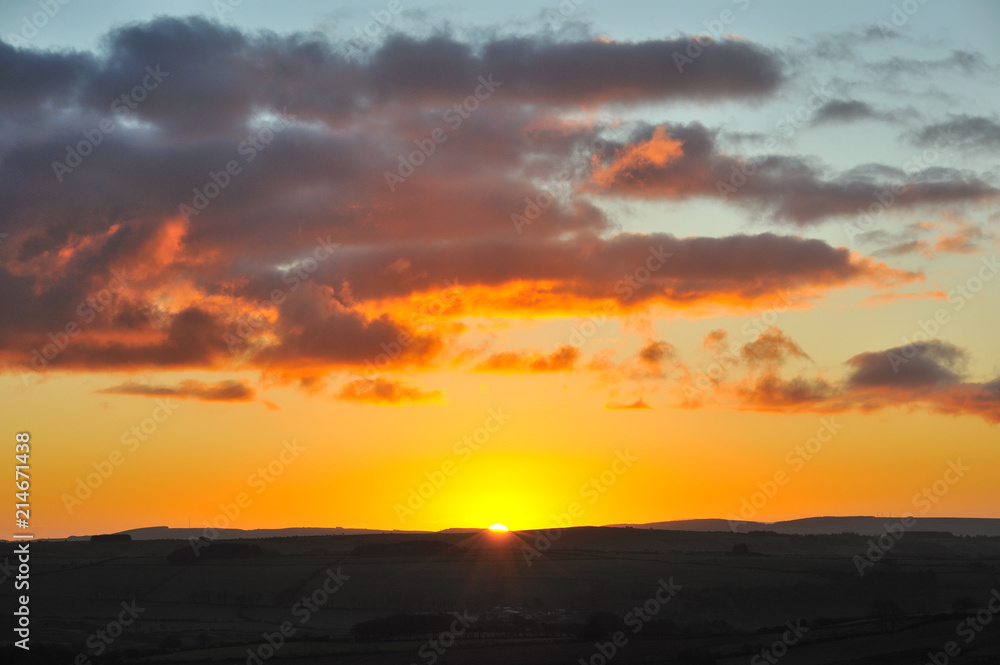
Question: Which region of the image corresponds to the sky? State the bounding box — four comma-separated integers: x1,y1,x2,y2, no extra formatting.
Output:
1,0,998,539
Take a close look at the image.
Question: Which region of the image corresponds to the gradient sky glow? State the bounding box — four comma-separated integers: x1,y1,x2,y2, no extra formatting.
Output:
1,1,998,538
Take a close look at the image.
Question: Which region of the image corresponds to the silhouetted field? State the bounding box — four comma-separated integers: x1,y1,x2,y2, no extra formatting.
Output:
4,527,1000,663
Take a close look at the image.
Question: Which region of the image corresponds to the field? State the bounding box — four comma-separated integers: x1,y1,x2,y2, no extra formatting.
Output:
5,527,1000,664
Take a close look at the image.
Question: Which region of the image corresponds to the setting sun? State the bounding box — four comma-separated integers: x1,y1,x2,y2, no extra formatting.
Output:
488,523,509,532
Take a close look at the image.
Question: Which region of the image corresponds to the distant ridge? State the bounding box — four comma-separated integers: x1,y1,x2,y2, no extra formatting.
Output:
41,517,1000,542
65,526,431,541
607,516,1000,537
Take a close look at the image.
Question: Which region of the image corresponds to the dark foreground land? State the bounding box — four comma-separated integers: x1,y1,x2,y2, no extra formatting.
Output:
4,527,1000,664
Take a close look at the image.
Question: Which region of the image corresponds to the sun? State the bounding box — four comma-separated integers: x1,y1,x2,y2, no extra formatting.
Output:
488,523,509,532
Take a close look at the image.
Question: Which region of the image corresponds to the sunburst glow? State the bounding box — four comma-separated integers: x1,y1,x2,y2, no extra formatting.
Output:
488,523,509,532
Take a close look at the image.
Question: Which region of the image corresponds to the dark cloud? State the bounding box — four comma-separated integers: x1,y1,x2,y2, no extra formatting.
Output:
41,306,230,371
0,18,784,145
638,340,675,366
717,336,999,423
301,232,917,307
846,341,966,389
587,123,999,225
811,99,882,125
98,378,255,401
913,115,1000,152
252,284,445,369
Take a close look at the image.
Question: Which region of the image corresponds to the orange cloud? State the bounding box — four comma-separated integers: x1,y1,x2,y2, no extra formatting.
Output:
591,127,685,189
862,290,947,306
336,378,443,405
605,397,653,410
476,345,581,373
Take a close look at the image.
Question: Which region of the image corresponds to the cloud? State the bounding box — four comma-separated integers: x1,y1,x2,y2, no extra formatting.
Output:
929,223,994,255
0,15,983,397
872,50,990,78
0,19,784,145
913,115,1000,152
699,334,1000,423
98,378,255,401
861,290,946,306
335,377,442,405
872,239,930,257
638,340,676,366
846,341,966,388
0,18,814,382
702,329,729,351
39,306,231,371
837,341,999,422
591,126,685,189
735,374,836,409
476,344,580,373
586,123,999,225
605,397,653,410
870,218,993,258
740,328,810,368
811,99,882,125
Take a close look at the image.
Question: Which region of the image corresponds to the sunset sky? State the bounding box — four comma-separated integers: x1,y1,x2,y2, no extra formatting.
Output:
2,0,998,539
